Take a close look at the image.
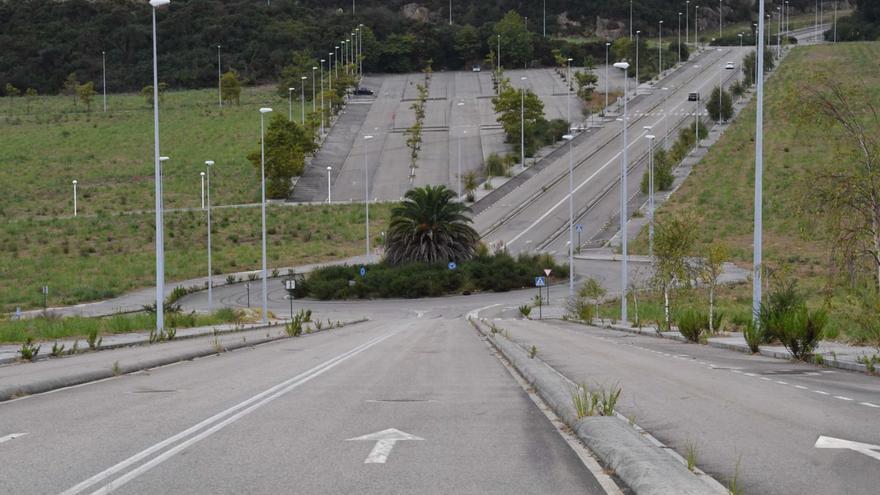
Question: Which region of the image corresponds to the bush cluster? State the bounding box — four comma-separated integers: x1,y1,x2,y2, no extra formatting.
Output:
301,253,567,300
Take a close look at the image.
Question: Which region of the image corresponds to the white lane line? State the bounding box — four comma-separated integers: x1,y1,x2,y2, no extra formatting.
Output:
744,373,757,377
761,377,772,381
860,402,880,408
814,390,830,395
62,332,397,495
834,396,854,401
0,432,27,444
775,381,789,385
731,370,743,374
794,385,808,390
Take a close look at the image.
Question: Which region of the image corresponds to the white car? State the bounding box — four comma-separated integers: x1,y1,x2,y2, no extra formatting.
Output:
725,62,736,70
472,64,481,72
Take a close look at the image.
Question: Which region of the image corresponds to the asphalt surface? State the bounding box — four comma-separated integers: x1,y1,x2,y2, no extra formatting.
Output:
475,46,749,255
0,319,607,494
492,318,880,495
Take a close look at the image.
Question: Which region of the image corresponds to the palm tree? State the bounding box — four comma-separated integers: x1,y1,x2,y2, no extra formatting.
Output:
385,185,479,265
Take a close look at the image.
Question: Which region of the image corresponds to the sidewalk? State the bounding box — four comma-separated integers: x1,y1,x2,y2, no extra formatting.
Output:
15,254,375,320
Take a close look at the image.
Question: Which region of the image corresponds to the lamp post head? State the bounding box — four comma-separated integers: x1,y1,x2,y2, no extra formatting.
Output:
606,42,611,46
149,0,170,7
562,134,574,141
364,135,374,140
321,59,325,63
159,156,170,163
327,166,332,171
301,76,307,80
259,107,273,114
312,66,317,71
218,44,221,48
205,160,214,166
567,58,573,62
613,62,630,70
521,76,527,81
289,87,294,92
72,179,78,184
200,171,205,177
660,20,664,24
646,135,655,140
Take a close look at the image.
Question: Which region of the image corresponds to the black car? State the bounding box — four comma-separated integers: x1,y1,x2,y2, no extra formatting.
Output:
688,92,700,101
354,87,374,96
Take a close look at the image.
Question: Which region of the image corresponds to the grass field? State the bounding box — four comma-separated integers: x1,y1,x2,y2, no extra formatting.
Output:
628,41,880,342
0,85,302,218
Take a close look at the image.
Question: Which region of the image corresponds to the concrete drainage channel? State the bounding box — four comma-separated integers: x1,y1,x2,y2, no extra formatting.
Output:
467,315,725,495
0,318,368,402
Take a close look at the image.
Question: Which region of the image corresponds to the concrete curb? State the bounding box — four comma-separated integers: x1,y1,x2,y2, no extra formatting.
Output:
604,323,872,374
468,317,722,495
0,319,368,402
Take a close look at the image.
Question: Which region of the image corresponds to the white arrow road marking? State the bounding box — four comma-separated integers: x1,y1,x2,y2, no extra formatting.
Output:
815,436,880,462
0,432,27,444
347,428,424,464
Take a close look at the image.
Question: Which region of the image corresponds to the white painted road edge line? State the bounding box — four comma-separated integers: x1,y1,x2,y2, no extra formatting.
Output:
60,331,398,495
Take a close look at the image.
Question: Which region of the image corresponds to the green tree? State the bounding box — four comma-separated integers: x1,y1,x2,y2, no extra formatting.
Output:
653,212,698,330
247,115,314,199
277,50,318,98
640,148,674,194
454,25,481,67
493,79,545,157
742,49,776,87
579,277,607,325
63,73,79,108
220,71,241,105
706,87,733,122
573,70,598,103
385,185,479,265
493,10,533,69
24,88,37,114
699,242,729,333
141,83,168,107
77,82,96,112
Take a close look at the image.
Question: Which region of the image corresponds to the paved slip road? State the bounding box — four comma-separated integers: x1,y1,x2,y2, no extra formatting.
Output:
475,46,748,255
0,318,608,494
491,317,880,495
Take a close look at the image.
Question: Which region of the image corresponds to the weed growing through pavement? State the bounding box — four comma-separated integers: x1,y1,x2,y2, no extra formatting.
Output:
857,354,879,373
519,305,532,319
572,383,623,419
685,440,698,472
50,342,65,357
111,361,122,376
19,338,40,361
727,456,743,495
529,345,537,359
70,340,79,355
86,327,102,350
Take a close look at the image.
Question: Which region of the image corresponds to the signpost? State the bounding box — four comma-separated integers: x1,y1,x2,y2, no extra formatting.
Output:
543,269,552,305
576,224,583,252
535,276,546,319
284,279,296,320
359,266,367,278
42,285,48,311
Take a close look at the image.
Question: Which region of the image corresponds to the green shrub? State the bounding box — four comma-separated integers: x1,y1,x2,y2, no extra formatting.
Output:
677,309,709,343
744,320,762,353
484,153,507,177
759,280,827,360
19,337,40,361
518,304,532,319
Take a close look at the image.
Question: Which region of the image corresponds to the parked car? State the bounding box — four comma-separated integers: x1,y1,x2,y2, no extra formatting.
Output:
725,62,736,70
688,92,700,101
354,87,374,96
472,64,481,72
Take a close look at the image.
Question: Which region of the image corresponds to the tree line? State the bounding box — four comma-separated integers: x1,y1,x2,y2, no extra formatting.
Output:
1,0,756,96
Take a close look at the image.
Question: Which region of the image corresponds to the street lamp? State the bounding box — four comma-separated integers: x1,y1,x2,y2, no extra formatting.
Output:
329,53,335,91
613,61,631,324
497,34,501,72
678,13,683,63
300,76,307,124
658,21,664,76
645,135,656,257
205,160,214,311
363,135,374,259
320,59,325,137
200,171,205,209
564,133,575,299
520,76,527,171
686,0,690,45
449,0,452,25
326,166,333,203
605,42,610,111
738,32,744,49
217,45,222,109
311,66,317,113
566,58,573,127
101,51,107,113
72,180,78,216
150,0,170,334
288,87,294,122
456,101,465,197
335,46,340,80
258,107,273,325
753,0,768,322
635,30,641,92
695,5,700,50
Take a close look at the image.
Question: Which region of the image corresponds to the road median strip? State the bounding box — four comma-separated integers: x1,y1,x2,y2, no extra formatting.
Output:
467,315,724,495
0,318,368,403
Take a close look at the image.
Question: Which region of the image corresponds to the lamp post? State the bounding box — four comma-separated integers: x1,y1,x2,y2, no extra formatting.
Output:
605,42,610,111
320,59,325,137
300,76,307,124
738,32,743,49
520,76,527,171
658,21,664,76
329,53,334,91
259,108,272,325
635,30,640,92
645,134,656,257
311,66,317,113
335,46,340,80
614,61,631,324
205,160,214,311
101,51,107,112
288,87,294,122
686,0,690,45
678,13,683,63
497,34,501,71
150,0,170,334
327,166,332,203
564,133,575,299
753,0,767,323
341,41,347,71
72,180,78,216
456,101,465,197
566,58,573,126
833,0,837,42
543,0,547,37
200,171,205,209
217,45,222,108
449,0,452,25
363,135,374,259
629,0,633,39
695,5,700,50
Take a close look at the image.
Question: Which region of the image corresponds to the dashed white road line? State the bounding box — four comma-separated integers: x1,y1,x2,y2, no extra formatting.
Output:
860,402,880,408
775,381,789,385
834,396,854,401
0,432,27,444
814,390,830,395
794,385,808,390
